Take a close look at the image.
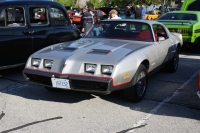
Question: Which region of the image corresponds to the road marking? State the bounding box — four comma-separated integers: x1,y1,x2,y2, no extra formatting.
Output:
125,70,199,133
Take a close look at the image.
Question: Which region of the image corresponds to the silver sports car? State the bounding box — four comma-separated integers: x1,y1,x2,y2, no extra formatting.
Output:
23,20,183,102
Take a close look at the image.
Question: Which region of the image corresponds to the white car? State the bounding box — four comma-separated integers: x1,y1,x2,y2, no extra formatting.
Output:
23,19,183,102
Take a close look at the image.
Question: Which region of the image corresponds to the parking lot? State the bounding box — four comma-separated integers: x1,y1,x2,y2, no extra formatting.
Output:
0,50,199,133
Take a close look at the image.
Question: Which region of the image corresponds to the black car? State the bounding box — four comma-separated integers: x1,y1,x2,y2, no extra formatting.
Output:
0,0,80,70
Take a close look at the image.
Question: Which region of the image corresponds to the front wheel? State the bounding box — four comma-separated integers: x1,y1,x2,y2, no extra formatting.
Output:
123,64,147,102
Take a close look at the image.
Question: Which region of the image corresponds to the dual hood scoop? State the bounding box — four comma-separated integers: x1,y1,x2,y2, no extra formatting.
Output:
58,47,78,52
87,49,111,55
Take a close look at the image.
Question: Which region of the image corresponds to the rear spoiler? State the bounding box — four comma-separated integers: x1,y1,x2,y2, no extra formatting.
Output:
157,20,197,25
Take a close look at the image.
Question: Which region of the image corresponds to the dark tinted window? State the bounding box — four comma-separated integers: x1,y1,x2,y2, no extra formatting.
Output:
158,13,197,20
0,7,25,27
85,21,153,42
50,7,68,25
29,7,49,26
187,1,200,11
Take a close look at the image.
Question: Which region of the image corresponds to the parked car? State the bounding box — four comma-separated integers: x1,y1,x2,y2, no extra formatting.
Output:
23,19,182,102
181,0,200,11
0,0,80,70
23,19,183,102
156,11,200,51
198,72,200,98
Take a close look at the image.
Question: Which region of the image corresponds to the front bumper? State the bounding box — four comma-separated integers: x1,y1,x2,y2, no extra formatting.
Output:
23,68,129,94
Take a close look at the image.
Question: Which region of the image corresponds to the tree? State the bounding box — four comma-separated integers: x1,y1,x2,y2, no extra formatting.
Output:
87,0,108,8
89,0,100,9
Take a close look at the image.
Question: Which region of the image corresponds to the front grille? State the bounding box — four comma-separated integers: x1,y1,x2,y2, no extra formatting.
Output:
25,73,52,86
71,79,108,91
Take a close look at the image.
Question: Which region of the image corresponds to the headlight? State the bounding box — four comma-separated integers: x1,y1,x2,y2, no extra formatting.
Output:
85,64,97,73
31,58,41,67
101,65,113,75
44,59,53,68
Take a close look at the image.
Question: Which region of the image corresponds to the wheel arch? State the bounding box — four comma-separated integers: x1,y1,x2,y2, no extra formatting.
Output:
140,59,150,70
177,43,181,51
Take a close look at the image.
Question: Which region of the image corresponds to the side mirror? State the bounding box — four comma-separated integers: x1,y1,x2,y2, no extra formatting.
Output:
158,36,165,42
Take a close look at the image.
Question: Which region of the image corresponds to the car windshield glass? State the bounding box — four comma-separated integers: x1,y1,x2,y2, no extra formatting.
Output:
158,13,197,20
84,21,153,42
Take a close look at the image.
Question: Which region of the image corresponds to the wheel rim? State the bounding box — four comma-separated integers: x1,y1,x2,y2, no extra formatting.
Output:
137,71,147,97
174,51,179,69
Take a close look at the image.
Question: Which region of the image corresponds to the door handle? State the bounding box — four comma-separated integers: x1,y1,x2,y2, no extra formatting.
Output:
22,30,34,35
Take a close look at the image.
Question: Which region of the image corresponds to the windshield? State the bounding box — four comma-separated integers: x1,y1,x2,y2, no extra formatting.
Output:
84,21,153,42
158,13,197,21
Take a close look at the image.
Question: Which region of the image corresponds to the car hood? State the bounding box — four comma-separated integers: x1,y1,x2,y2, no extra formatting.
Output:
33,38,151,64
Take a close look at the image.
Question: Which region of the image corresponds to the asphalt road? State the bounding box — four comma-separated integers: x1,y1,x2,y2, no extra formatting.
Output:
0,50,200,133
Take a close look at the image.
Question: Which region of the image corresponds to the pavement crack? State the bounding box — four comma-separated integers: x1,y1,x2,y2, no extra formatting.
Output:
145,97,200,110
0,116,63,133
117,124,147,133
0,111,5,120
157,79,196,86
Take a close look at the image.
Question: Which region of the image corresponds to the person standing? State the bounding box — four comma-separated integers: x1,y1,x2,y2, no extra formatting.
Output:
141,4,146,20
93,11,100,23
134,5,142,19
159,4,165,16
130,4,135,14
124,5,132,19
81,8,93,33
108,9,121,19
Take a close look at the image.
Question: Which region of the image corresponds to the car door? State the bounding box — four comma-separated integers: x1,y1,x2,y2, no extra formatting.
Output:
28,6,55,53
49,6,79,43
153,24,172,66
0,6,32,67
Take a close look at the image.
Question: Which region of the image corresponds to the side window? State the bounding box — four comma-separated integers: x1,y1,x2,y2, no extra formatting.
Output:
29,7,49,26
50,7,68,25
153,24,169,41
187,1,200,11
0,7,25,27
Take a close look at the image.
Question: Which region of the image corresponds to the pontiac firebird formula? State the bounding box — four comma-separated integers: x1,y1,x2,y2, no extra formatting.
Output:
23,20,183,102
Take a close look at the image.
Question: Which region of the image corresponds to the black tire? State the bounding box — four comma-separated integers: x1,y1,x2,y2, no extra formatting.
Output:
166,48,179,73
192,41,200,53
45,87,61,92
123,64,147,102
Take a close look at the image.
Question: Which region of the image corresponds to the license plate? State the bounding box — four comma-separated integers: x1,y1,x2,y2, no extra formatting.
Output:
51,78,70,89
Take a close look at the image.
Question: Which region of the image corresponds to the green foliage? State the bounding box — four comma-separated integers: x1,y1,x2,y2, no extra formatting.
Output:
87,0,108,8
55,0,76,6
111,0,162,8
55,0,163,8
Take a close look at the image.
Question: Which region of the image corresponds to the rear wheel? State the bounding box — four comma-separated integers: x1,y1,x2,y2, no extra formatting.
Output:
123,64,147,102
192,40,200,53
166,48,179,73
45,87,61,92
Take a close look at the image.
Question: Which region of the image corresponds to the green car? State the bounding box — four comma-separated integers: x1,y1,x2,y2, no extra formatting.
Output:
156,11,200,50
